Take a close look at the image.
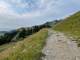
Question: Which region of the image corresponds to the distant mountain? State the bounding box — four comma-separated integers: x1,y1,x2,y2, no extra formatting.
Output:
0,20,60,45
0,31,7,36
0,31,7,33
0,23,51,45
44,20,61,28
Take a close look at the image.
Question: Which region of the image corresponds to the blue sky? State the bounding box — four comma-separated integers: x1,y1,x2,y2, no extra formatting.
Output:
0,0,80,31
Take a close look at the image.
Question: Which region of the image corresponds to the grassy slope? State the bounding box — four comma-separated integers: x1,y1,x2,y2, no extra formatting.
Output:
0,43,15,52
54,11,80,46
0,29,48,60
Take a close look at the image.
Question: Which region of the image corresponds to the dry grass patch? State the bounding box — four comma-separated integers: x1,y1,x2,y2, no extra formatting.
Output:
0,29,48,60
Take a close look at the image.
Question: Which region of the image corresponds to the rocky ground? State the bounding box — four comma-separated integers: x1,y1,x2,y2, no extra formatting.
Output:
42,30,80,60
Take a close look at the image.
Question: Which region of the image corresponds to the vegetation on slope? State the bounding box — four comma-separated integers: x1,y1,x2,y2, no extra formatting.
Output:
0,43,15,52
44,20,61,28
0,20,59,45
54,11,80,46
0,23,49,45
0,29,48,60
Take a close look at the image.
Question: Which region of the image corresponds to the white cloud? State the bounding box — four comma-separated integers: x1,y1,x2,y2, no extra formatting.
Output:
0,0,80,30
0,1,10,14
0,0,79,19
16,3,29,8
0,0,58,18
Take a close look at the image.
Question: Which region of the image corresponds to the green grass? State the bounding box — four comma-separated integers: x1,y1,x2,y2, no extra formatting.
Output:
54,11,80,46
0,29,48,60
0,43,15,52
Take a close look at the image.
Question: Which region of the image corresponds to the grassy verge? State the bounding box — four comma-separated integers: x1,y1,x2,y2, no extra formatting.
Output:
0,29,48,60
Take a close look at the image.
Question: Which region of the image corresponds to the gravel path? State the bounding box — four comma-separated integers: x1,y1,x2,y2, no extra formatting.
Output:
42,30,80,60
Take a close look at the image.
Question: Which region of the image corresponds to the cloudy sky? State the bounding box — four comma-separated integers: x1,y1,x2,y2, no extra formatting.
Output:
0,0,80,31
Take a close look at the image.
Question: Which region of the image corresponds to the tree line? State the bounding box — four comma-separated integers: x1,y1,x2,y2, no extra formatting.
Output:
0,23,50,45
0,20,60,45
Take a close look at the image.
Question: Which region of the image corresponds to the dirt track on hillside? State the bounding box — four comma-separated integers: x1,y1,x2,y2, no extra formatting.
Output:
42,30,80,60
